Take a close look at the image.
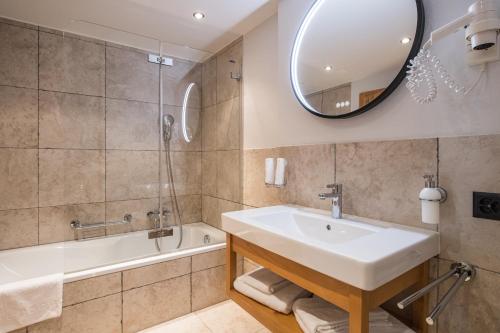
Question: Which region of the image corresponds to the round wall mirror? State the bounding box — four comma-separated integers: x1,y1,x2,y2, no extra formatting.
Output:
291,0,424,118
181,82,201,143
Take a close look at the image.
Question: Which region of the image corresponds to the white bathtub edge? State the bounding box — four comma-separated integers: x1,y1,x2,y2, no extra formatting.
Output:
64,242,226,283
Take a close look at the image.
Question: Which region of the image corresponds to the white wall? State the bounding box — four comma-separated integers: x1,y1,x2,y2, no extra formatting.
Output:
242,0,500,149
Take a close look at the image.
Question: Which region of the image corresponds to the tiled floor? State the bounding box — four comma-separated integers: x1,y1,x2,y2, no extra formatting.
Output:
139,300,271,333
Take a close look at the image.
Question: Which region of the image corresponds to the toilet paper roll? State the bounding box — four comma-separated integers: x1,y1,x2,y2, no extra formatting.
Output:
265,158,275,184
274,158,287,186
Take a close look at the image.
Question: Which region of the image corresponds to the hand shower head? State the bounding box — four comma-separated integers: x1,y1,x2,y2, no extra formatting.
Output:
163,115,175,141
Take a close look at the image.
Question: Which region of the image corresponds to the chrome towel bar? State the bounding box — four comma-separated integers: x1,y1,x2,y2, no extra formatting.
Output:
397,261,475,326
70,214,132,231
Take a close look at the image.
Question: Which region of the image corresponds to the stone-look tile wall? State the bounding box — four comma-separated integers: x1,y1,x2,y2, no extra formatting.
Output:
8,249,237,333
0,18,202,250
241,134,500,333
201,39,244,229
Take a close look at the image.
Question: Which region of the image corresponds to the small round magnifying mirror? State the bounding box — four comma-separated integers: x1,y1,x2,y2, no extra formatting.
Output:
181,82,201,143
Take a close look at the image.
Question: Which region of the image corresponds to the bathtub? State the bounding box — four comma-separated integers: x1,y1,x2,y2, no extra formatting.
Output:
0,222,226,286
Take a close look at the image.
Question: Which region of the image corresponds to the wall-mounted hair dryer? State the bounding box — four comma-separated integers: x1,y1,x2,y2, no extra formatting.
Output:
406,0,500,104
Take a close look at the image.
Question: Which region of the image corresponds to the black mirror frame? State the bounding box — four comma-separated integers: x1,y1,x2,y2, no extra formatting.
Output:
290,0,425,119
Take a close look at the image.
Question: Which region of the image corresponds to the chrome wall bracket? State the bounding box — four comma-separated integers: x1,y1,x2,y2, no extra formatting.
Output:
397,261,475,326
148,54,173,66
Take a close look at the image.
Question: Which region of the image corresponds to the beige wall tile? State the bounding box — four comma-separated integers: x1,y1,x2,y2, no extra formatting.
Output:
242,148,283,207
192,265,227,311
192,249,225,272
39,203,105,244
106,46,159,103
63,272,121,306
162,152,201,196
439,135,500,272
217,41,242,103
28,293,122,333
437,260,500,333
219,199,243,217
39,149,105,206
217,97,240,150
106,99,159,150
202,195,219,228
217,198,243,229
203,198,242,230
336,139,437,228
39,91,105,149
123,257,191,290
202,151,217,196
202,105,217,151
280,144,335,210
0,23,38,88
202,57,217,108
0,148,38,210
162,59,201,107
162,194,201,225
0,17,37,29
106,198,158,235
0,86,38,148
243,258,261,274
122,275,191,333
0,208,38,250
39,32,105,96
163,105,201,152
106,150,159,201
217,150,241,202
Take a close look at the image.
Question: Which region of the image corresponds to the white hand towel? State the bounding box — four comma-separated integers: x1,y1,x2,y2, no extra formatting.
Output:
234,277,311,314
293,297,414,333
0,273,63,333
241,268,291,295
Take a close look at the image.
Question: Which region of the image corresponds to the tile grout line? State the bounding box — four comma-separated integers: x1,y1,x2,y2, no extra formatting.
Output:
37,27,40,245
104,42,108,235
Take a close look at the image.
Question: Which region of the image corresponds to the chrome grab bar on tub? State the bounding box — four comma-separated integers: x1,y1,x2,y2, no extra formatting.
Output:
70,214,132,231
397,261,475,326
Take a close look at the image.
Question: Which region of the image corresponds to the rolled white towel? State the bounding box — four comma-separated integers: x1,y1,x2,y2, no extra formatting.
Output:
234,277,311,314
241,268,291,295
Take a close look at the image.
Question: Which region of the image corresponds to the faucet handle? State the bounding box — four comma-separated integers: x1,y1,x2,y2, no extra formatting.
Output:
326,183,342,193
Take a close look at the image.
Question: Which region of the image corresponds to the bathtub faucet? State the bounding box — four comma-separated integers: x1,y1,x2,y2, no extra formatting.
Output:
147,210,174,239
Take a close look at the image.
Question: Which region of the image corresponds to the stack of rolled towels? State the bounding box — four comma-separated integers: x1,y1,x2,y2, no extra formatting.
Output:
235,268,415,333
234,267,312,314
293,296,415,333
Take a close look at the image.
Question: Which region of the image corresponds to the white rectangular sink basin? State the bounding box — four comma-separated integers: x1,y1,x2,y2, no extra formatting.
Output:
222,205,439,290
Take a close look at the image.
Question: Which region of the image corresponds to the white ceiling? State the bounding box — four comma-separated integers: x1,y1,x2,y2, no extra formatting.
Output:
298,0,417,94
0,0,277,61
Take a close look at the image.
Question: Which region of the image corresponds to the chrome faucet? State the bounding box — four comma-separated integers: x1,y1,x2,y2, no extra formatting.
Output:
319,184,343,219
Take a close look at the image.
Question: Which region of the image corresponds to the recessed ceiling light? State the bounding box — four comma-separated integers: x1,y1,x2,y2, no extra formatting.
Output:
193,12,206,20
401,37,411,44
324,65,333,71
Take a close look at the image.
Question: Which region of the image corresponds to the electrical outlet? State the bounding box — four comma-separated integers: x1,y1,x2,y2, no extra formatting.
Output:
473,192,500,221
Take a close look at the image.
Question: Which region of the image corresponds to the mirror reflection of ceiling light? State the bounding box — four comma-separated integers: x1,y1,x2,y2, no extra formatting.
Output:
324,65,333,71
193,12,206,20
401,37,411,44
335,101,350,109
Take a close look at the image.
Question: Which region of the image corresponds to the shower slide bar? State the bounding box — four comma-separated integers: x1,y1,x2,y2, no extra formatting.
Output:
397,261,475,326
70,214,133,231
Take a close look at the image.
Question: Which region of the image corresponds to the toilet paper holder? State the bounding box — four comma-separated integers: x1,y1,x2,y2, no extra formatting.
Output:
397,261,475,326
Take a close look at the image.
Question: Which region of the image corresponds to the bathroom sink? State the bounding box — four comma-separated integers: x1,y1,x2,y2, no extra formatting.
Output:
222,205,439,290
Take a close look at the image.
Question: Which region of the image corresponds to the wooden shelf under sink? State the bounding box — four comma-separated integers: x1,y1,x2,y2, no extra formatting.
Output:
226,234,430,333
